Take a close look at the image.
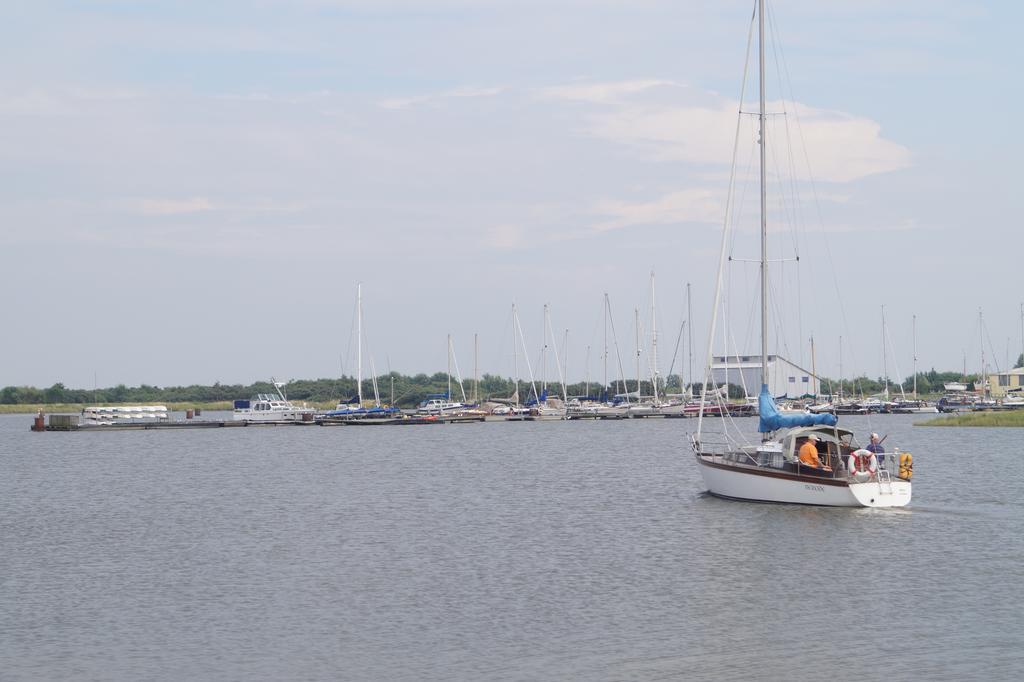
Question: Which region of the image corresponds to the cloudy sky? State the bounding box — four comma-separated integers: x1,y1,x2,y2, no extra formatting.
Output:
2,0,1021,390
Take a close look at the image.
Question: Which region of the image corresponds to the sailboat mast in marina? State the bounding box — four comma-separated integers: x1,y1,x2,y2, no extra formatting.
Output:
690,0,911,507
357,283,363,406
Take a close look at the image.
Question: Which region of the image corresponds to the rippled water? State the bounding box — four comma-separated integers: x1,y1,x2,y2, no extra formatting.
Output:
2,412,1022,680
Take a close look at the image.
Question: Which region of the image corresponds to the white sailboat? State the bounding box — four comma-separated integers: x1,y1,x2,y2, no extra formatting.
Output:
690,0,911,507
326,284,400,420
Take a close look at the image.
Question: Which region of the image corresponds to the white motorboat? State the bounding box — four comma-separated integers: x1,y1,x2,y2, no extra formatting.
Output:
416,395,469,415
524,398,567,421
233,380,313,422
690,0,912,508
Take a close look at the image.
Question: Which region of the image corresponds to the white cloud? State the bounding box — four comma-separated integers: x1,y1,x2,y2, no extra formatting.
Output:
133,197,216,216
378,86,506,110
592,189,722,232
539,79,678,104
540,79,911,184
485,223,528,250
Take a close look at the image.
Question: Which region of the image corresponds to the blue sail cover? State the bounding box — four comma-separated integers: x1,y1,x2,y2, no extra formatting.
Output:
758,384,837,432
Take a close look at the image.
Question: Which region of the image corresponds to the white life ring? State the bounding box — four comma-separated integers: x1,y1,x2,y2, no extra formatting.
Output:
848,449,877,483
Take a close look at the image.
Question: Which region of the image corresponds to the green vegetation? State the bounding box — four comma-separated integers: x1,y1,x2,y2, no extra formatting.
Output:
0,375,705,412
917,411,1024,427
0,365,1000,414
822,370,982,398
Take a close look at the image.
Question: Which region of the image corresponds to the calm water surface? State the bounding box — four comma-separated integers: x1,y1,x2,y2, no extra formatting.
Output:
2,412,1022,680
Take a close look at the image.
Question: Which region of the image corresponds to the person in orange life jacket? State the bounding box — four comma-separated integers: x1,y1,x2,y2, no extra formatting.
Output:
798,434,829,470
866,432,885,468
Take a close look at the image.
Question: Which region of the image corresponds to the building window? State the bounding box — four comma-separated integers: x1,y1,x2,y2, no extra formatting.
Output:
789,376,796,383
1000,375,1010,387
802,376,809,383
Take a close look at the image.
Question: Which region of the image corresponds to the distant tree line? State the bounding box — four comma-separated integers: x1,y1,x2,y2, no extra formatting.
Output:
1,374,686,408
0,366,1000,407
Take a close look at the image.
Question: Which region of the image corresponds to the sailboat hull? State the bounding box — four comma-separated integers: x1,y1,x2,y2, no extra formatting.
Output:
696,454,911,508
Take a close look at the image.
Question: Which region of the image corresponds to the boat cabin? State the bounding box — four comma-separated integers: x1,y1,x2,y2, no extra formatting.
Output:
775,426,858,470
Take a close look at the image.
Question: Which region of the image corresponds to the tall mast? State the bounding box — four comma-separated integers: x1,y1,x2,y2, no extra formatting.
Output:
758,0,769,389
810,335,817,400
679,321,687,399
651,271,659,402
882,305,888,399
512,304,519,408
603,294,609,399
1020,302,1023,367
839,335,843,400
541,305,548,394
357,283,363,406
687,282,693,398
979,308,985,397
474,332,479,404
447,333,452,400
912,315,918,399
635,307,642,398
544,305,567,402
513,304,541,405
563,328,569,401
585,345,591,397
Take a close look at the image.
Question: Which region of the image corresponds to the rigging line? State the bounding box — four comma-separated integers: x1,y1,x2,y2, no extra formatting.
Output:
449,337,468,402
698,1,756,439
665,285,689,385
884,319,907,399
765,119,804,368
721,219,760,373
728,324,751,399
982,317,1003,374
343,289,359,379
666,315,685,386
717,265,754,447
368,355,381,406
513,309,541,404
729,119,758,259
771,1,861,382
765,275,787,362
768,3,806,259
742,265,757,363
606,296,631,404
546,307,568,400
726,18,758,263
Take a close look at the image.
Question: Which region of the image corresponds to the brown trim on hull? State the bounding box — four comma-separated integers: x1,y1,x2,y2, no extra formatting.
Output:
705,491,852,506
696,453,850,488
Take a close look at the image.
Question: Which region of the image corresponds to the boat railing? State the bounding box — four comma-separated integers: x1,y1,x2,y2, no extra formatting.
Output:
692,435,758,460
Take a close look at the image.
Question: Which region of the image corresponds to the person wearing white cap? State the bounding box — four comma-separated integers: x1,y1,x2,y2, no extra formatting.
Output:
798,434,828,470
867,432,886,468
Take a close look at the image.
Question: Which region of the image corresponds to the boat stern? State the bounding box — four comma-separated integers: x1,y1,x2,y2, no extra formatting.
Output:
847,478,912,508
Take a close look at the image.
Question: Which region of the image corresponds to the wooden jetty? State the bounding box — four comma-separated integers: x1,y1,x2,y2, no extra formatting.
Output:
317,414,486,426
33,413,318,432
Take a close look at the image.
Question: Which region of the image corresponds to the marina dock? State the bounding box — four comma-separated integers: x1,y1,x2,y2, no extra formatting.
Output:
32,411,489,431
